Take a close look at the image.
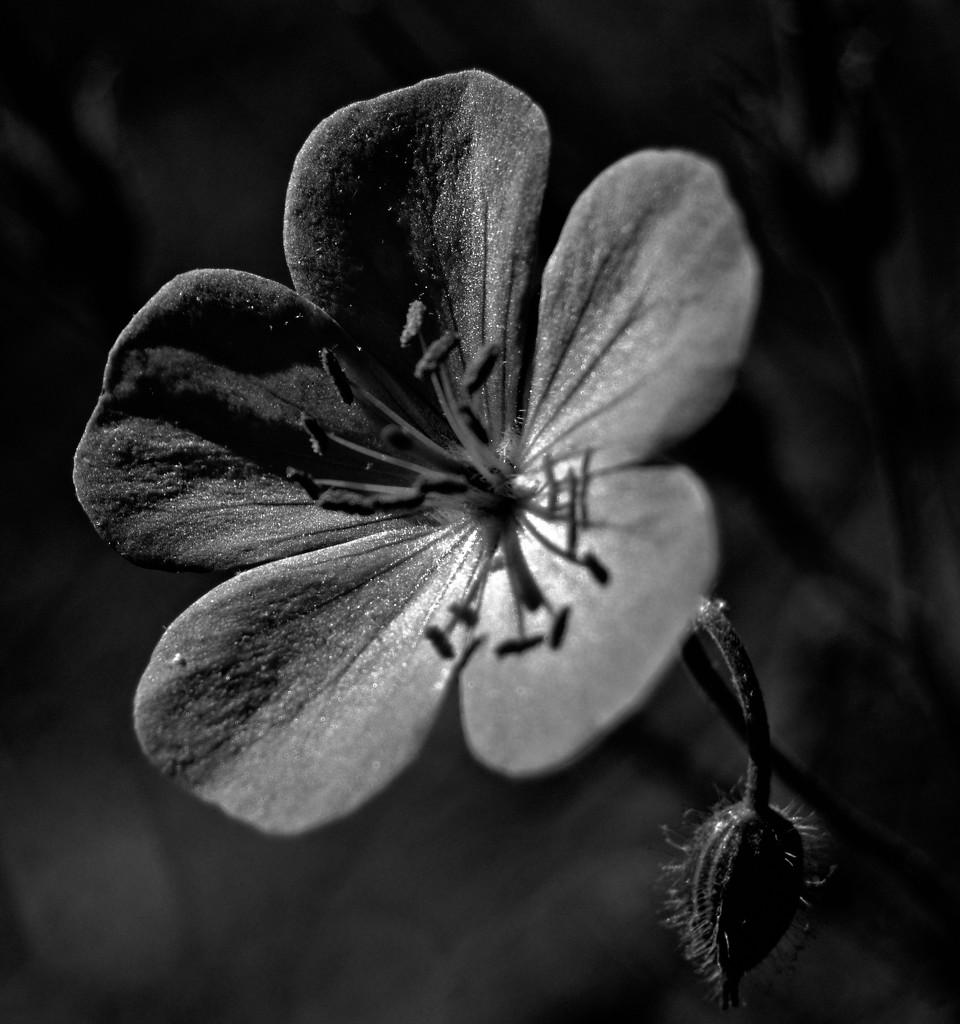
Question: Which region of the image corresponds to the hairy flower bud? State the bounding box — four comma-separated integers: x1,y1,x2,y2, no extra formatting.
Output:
666,800,811,1008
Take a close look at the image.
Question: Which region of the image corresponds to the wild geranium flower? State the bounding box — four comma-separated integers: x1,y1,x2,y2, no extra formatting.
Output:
74,71,758,833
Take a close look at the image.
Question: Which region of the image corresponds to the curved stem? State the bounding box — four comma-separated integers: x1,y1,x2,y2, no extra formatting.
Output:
688,598,772,811
681,602,960,947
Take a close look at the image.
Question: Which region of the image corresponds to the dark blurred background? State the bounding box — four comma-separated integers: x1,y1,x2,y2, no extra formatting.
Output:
3,0,960,1020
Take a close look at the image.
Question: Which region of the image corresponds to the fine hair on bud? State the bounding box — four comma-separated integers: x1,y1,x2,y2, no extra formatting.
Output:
664,797,827,1009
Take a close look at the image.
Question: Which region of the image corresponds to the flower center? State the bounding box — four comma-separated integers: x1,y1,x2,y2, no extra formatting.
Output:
286,301,609,663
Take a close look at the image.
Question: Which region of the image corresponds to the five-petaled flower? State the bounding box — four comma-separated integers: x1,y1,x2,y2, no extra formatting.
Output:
74,71,758,833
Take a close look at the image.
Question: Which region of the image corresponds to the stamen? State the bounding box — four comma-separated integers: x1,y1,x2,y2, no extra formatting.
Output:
299,414,328,456
416,474,470,496
500,524,544,612
520,515,611,585
286,466,323,500
448,602,479,627
363,392,475,473
295,475,424,497
408,327,510,487
320,348,354,404
448,564,489,628
577,450,593,524
461,340,501,396
380,424,413,451
316,490,426,514
565,469,579,556
421,533,492,663
543,456,558,515
414,331,459,379
380,425,474,477
400,299,425,347
452,636,486,671
425,625,455,659
549,607,571,648
321,427,447,477
288,467,432,513
582,552,610,585
457,402,492,446
495,635,545,657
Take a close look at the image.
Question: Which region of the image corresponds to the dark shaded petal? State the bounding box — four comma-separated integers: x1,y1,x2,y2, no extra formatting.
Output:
461,454,714,774
134,521,484,834
74,269,416,572
284,70,549,440
522,151,759,464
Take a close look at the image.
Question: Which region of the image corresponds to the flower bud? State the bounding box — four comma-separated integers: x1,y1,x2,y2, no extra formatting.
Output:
666,800,807,1008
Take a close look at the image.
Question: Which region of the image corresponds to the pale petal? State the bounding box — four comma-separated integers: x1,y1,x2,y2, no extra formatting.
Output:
523,151,759,464
284,70,549,440
134,522,484,833
461,453,715,774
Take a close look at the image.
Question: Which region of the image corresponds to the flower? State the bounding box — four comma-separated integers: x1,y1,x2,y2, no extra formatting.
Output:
74,71,759,834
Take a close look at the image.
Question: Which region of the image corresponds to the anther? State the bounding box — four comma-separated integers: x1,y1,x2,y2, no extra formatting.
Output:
549,606,570,648
424,625,455,659
448,602,479,627
414,331,459,379
495,635,545,657
457,402,491,445
285,466,324,500
400,299,425,347
378,423,472,477
381,424,413,451
582,552,610,585
320,348,354,404
461,340,501,396
299,414,328,456
316,490,425,514
415,474,470,496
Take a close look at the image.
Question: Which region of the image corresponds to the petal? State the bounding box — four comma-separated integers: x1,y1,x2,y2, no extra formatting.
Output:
134,521,484,834
522,151,759,464
74,269,418,572
461,452,715,775
284,70,549,440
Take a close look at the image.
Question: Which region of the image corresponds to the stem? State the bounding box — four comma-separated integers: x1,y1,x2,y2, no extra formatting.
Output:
688,598,772,811
681,601,960,946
